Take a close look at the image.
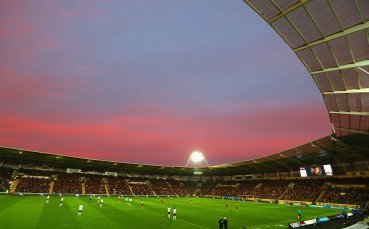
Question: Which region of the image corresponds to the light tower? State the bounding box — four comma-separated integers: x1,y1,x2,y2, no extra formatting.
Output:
185,150,210,168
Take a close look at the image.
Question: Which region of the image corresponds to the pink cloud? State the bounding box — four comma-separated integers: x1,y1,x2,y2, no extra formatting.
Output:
0,102,331,166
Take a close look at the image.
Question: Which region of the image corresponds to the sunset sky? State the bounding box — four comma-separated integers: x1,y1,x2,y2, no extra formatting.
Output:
0,0,332,166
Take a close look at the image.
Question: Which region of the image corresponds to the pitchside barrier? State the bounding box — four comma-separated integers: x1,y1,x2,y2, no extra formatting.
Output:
288,210,365,229
315,202,358,209
279,200,312,205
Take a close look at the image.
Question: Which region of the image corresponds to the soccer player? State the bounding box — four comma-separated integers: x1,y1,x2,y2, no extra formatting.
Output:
160,198,164,206
78,204,83,216
226,202,229,210
126,197,128,205
223,217,228,229
218,217,224,229
118,195,121,203
100,197,104,207
46,195,50,204
59,197,64,207
235,203,239,212
297,210,302,220
170,197,172,203
167,207,171,219
129,198,132,206
98,196,101,204
141,201,144,208
173,206,176,220
89,195,92,201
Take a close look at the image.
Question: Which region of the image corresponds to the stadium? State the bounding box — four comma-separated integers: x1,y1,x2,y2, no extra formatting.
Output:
1,0,369,228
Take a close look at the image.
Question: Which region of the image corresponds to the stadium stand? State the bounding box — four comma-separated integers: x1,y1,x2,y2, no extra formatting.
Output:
16,177,50,193
209,181,239,197
238,180,260,196
2,166,369,208
149,179,174,196
281,179,324,202
0,167,13,192
53,173,81,194
106,177,132,195
183,181,198,196
84,174,105,194
18,168,54,177
250,179,289,200
167,180,189,196
320,186,369,206
129,181,154,196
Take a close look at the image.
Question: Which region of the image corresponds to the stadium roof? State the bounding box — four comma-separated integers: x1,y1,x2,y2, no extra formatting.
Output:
1,134,368,176
1,1,368,176
244,0,369,138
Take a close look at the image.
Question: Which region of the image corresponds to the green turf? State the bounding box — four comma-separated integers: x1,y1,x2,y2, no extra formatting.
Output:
0,195,343,229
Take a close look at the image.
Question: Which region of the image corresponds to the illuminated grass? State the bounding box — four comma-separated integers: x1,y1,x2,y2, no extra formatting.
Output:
0,195,342,229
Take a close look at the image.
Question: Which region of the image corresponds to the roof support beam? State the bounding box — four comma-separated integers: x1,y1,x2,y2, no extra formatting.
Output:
294,21,369,52
268,0,310,24
336,127,369,136
265,156,294,168
294,148,321,164
323,88,369,94
329,111,369,115
242,163,265,173
311,60,369,74
312,142,340,164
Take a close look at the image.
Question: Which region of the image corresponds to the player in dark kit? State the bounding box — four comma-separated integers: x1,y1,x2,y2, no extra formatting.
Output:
297,210,302,220
223,217,228,229
218,217,224,229
226,202,229,210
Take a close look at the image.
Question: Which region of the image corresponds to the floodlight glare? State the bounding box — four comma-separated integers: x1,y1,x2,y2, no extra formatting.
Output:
190,151,204,163
185,150,210,167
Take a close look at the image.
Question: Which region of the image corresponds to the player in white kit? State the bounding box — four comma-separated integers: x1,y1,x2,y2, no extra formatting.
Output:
78,204,83,216
100,197,104,207
173,206,176,220
59,197,64,207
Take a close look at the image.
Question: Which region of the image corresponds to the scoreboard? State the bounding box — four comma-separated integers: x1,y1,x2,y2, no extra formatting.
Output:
299,164,333,177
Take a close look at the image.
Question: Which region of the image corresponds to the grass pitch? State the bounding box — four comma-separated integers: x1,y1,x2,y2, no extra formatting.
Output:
0,195,342,229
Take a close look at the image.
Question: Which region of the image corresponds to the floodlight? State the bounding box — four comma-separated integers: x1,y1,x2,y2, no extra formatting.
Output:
190,151,204,163
185,150,210,167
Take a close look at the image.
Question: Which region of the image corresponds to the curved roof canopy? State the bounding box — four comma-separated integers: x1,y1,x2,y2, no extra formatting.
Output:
1,134,368,176
244,0,369,137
